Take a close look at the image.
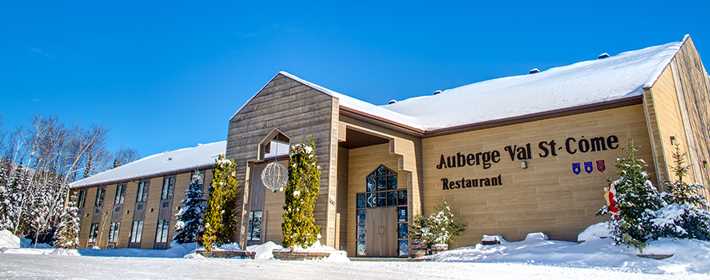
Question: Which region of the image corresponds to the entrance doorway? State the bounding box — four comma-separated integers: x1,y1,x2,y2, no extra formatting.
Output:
355,165,409,257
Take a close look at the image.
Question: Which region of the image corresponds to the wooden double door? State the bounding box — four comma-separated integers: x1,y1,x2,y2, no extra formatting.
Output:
365,207,398,257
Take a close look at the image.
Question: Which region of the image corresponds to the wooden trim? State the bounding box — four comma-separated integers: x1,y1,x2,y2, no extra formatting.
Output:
425,95,644,137
340,95,644,138
70,164,216,190
339,106,426,136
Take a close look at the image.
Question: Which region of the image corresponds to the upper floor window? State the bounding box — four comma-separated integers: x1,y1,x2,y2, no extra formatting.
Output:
136,180,149,203
263,140,290,159
95,187,106,208
259,129,290,160
191,170,205,187
161,176,175,200
76,189,86,208
114,183,126,205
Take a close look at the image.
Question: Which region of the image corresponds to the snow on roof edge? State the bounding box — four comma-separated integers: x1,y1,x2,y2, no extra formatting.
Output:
69,141,226,188
641,34,688,89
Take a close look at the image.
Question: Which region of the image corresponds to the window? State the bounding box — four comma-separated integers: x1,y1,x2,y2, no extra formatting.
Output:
263,140,289,159
355,194,366,256
191,170,205,189
136,180,149,203
108,222,120,243
155,219,170,244
77,189,86,208
95,188,105,208
247,210,263,242
161,176,175,200
114,184,126,205
129,220,144,244
88,223,99,243
365,165,398,208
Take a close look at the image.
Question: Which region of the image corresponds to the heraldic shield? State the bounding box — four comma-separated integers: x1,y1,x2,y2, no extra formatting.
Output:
571,162,581,175
596,160,606,172
584,161,593,174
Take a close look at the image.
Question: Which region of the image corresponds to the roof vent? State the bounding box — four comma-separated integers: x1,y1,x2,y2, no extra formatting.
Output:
387,99,397,104
597,52,610,59
433,90,443,95
167,157,173,161
528,68,541,74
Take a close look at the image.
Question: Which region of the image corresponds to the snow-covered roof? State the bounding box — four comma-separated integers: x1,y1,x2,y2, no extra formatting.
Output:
70,141,226,188
273,37,686,132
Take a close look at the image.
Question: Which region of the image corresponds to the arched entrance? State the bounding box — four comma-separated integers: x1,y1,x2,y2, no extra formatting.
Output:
355,165,408,257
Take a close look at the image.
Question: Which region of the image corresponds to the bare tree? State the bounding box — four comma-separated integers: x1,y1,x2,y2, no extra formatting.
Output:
112,148,139,168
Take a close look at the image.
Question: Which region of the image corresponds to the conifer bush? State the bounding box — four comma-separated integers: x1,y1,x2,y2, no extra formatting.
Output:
54,191,80,249
281,140,321,249
202,155,238,252
609,142,664,249
174,173,207,244
410,200,465,250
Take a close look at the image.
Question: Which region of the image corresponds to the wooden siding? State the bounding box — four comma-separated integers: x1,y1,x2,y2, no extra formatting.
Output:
228,73,339,247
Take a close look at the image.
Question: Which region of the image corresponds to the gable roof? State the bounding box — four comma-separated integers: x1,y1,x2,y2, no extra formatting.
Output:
70,141,226,188
267,36,686,132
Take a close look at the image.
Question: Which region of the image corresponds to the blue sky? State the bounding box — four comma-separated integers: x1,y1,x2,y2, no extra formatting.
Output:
1,0,708,157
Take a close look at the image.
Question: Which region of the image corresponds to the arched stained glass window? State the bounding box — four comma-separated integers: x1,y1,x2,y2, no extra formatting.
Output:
365,165,397,208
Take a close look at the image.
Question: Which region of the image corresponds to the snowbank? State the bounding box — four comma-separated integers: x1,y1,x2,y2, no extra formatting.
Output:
247,241,283,260
524,232,548,241
428,231,710,275
247,241,349,262
0,230,20,249
578,222,611,242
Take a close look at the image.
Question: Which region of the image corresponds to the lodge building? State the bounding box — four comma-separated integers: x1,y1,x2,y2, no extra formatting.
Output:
70,35,710,257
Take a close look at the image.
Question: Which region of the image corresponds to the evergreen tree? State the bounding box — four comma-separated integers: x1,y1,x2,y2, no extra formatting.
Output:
174,172,207,244
610,142,664,249
282,141,321,248
664,143,708,207
0,161,14,231
652,143,710,240
202,155,238,251
54,191,80,249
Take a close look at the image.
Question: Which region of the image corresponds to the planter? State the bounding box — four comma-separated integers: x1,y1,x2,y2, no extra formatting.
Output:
412,249,427,258
272,250,331,261
430,243,448,255
196,249,255,259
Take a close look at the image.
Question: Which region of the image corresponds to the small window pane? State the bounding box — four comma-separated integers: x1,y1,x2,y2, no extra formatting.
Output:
376,176,386,191
376,192,386,207
356,193,366,209
357,209,366,226
398,223,408,239
398,207,407,222
357,241,366,256
397,190,407,206
398,240,409,257
386,191,396,206
387,175,397,190
366,177,375,193
366,193,376,208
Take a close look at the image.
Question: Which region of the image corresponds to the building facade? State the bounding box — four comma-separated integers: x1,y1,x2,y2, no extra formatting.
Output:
72,36,710,257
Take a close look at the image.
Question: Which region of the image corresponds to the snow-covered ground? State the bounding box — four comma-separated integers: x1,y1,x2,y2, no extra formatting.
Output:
1,254,706,280
2,226,709,279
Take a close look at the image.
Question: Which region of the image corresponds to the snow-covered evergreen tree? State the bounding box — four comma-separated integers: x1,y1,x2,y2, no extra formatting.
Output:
54,191,80,249
174,172,206,244
0,161,15,231
8,165,31,234
610,142,664,249
410,200,465,249
652,143,710,241
202,155,238,252
282,141,321,249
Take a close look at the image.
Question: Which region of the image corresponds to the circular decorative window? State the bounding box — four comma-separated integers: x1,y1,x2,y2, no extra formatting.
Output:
261,161,288,192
